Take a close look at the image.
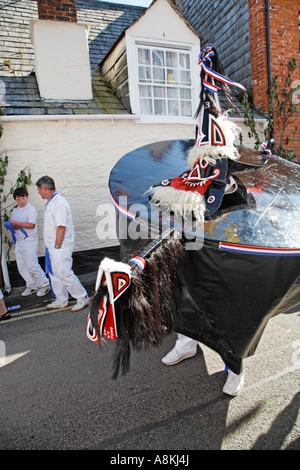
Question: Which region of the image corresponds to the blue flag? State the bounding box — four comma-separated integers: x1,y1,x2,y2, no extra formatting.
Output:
4,221,28,244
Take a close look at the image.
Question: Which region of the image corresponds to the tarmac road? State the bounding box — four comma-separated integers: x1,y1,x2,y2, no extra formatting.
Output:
0,276,299,452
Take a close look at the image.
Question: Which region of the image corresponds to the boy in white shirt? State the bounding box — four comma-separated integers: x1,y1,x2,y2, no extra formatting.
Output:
9,188,50,297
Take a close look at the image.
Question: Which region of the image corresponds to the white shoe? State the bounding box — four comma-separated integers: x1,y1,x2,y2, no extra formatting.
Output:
46,299,68,310
21,287,38,296
36,286,51,297
162,343,197,366
71,296,89,312
223,369,245,396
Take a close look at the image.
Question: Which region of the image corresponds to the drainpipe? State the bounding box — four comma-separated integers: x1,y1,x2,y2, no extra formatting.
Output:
265,0,273,138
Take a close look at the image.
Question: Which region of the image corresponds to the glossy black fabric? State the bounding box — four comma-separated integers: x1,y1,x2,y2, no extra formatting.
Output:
172,240,300,373
117,214,300,374
109,140,300,373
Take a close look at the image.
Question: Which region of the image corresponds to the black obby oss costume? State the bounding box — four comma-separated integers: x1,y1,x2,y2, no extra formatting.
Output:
87,45,300,379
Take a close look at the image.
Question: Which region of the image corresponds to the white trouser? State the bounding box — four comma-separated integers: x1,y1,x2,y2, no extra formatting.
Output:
176,334,243,373
176,333,198,350
48,245,87,304
15,237,49,290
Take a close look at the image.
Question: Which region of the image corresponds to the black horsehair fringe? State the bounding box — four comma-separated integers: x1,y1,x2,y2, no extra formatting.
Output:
90,230,184,379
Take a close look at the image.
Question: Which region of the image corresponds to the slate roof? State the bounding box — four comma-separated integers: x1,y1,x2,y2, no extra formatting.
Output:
0,0,145,115
77,1,146,69
0,0,264,121
218,89,266,121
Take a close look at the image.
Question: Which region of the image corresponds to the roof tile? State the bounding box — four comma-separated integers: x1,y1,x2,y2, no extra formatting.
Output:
0,0,144,115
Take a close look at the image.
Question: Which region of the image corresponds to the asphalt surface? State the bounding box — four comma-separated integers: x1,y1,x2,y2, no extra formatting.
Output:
0,248,299,452
1,245,120,313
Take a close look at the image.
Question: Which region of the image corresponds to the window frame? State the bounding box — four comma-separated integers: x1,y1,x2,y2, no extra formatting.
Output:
126,36,200,124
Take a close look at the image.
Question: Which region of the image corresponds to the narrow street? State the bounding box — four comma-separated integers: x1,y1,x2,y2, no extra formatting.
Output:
0,301,299,451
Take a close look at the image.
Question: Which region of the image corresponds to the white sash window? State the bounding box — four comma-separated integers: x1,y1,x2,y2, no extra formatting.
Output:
126,36,200,123
138,46,192,118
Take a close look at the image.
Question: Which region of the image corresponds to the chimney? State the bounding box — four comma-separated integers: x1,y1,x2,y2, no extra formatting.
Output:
37,0,77,23
31,0,92,100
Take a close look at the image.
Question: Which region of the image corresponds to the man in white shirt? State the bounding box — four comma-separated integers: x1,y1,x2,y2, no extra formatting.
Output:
9,187,50,297
36,176,89,312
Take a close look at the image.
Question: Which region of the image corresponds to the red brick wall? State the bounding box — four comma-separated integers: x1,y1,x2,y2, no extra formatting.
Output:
37,0,77,22
249,0,300,161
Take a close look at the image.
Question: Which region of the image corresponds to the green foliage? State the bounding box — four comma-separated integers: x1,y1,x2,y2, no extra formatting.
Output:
0,107,4,139
0,111,32,260
269,57,299,161
240,90,262,150
241,57,299,162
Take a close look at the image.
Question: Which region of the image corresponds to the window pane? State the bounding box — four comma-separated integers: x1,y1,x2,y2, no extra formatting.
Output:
167,88,178,99
180,70,191,86
166,51,177,67
168,100,179,116
181,101,192,116
154,99,166,115
167,69,178,85
180,88,191,99
139,66,151,82
153,67,165,83
179,53,190,69
152,50,164,66
138,48,150,65
140,99,153,115
140,85,152,97
153,86,165,97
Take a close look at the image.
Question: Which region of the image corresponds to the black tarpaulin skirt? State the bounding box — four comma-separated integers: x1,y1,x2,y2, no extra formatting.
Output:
171,240,300,374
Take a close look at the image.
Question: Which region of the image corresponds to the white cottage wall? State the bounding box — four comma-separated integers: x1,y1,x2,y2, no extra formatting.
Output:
127,0,199,44
0,116,262,260
0,118,193,258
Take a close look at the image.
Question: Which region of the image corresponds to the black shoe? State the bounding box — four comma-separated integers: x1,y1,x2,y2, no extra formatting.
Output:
0,312,11,321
